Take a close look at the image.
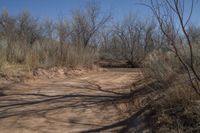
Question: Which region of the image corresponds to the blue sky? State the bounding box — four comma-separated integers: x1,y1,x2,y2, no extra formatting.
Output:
0,0,199,25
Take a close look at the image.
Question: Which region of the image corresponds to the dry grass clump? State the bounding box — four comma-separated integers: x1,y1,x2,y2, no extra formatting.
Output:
0,2,107,73
0,41,97,72
0,63,33,82
143,50,181,84
0,44,7,70
0,39,97,81
146,85,200,133
143,48,200,132
0,53,5,70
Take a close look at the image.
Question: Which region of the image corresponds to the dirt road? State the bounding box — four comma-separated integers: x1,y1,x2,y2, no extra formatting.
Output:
0,68,143,133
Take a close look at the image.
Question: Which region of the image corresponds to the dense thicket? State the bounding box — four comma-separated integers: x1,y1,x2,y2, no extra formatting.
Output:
1,0,200,132
0,2,111,69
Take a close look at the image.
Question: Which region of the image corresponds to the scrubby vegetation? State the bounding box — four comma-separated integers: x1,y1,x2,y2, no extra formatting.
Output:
0,2,110,71
0,0,200,132
141,0,200,132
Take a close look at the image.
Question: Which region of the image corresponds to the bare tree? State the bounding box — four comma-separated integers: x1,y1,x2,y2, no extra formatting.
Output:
145,0,200,95
112,14,156,66
43,18,55,40
14,11,42,63
188,25,200,44
144,21,157,52
16,11,41,47
56,17,71,64
0,9,16,62
71,1,111,47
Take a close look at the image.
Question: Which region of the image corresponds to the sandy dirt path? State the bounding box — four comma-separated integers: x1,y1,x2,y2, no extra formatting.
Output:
0,68,143,133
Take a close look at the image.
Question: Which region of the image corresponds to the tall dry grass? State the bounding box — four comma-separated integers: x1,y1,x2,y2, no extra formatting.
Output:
0,40,97,73
143,46,200,132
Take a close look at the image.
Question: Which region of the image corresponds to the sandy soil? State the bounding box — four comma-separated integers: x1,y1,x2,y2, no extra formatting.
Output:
0,68,143,133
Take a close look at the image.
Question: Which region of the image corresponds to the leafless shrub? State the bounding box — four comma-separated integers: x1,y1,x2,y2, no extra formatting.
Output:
142,0,200,95
0,1,108,70
140,1,200,131
71,1,111,48
0,9,17,62
146,84,200,133
56,18,71,65
99,14,159,67
143,50,178,84
0,46,6,69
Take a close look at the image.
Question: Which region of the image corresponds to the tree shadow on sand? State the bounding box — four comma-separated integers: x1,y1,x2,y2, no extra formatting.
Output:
0,80,162,132
80,80,163,133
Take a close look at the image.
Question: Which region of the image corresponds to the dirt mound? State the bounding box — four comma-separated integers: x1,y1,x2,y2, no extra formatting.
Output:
33,66,104,79
0,65,104,82
0,69,33,83
33,67,72,78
